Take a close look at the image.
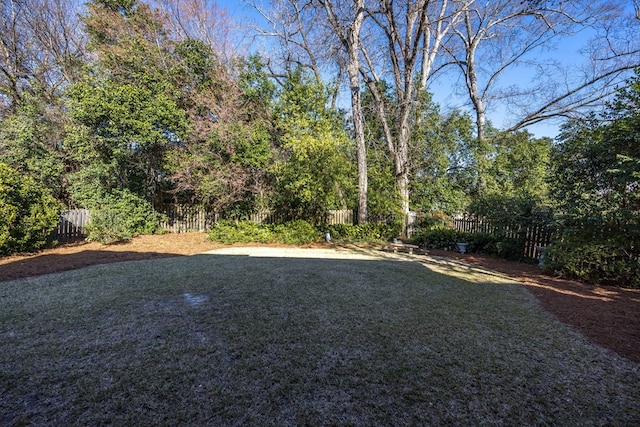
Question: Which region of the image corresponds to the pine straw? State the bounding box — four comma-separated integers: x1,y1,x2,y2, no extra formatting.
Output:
1,247,639,425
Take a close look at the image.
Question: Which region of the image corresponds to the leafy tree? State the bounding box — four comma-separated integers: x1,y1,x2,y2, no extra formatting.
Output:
166,52,275,217
410,97,476,216
0,162,60,254
363,85,474,219
272,70,355,223
547,70,640,286
67,0,188,210
479,129,551,200
66,76,187,207
0,97,67,201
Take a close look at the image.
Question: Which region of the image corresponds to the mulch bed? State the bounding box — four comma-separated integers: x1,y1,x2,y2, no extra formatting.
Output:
1,235,638,364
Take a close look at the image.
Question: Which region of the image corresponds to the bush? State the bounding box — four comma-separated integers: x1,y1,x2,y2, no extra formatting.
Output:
0,163,60,254
85,190,164,244
208,221,273,244
271,220,319,245
411,226,469,251
208,220,320,245
325,223,400,242
545,233,640,288
466,232,497,254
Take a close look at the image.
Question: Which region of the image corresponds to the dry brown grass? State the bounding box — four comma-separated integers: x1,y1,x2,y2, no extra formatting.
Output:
1,247,639,425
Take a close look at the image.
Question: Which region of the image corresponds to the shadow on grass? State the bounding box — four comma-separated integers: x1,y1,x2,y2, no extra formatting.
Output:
428,249,640,364
0,250,185,282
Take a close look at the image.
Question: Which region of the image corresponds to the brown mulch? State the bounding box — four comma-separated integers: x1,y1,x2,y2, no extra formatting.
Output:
1,234,638,364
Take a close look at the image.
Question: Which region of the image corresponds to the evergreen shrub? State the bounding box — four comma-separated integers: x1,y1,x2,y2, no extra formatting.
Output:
325,223,399,242
546,232,640,288
85,190,164,244
208,220,320,245
411,226,469,251
0,163,60,254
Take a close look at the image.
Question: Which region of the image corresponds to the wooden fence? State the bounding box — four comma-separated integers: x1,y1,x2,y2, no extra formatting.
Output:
452,216,553,259
53,207,355,240
53,209,91,242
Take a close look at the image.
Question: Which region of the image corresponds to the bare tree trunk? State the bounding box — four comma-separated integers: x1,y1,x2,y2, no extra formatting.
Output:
350,66,368,224
320,0,368,223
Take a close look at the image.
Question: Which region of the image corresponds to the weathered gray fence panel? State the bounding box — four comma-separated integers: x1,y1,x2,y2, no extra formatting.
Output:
53,210,91,241
159,205,216,233
452,217,553,259
326,210,353,225
55,207,356,239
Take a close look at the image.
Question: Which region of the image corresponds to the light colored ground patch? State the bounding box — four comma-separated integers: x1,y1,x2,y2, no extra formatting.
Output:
203,245,386,260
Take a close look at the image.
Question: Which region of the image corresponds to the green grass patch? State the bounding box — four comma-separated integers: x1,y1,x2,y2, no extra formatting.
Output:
1,248,639,425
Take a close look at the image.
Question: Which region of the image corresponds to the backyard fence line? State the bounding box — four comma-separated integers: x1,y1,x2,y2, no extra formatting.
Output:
52,208,554,257
159,205,216,233
52,207,356,240
452,217,553,259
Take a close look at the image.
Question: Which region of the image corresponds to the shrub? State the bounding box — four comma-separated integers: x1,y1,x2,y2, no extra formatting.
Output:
325,223,400,243
466,232,497,254
0,163,60,254
208,220,320,245
411,226,469,251
208,221,270,244
545,232,640,288
271,220,319,245
85,190,164,244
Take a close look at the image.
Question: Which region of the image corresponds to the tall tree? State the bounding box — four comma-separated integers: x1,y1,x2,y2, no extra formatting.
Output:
318,0,368,224
0,0,85,204
67,0,187,208
166,50,275,216
0,0,85,111
272,69,355,222
360,0,466,233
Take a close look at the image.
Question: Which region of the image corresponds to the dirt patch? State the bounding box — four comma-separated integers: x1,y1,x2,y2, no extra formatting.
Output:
1,234,638,364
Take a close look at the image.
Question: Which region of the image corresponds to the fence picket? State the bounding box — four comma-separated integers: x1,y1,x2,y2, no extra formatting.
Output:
453,216,552,260
53,207,356,240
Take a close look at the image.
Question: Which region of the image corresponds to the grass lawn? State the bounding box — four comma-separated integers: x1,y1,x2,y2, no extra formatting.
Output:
1,247,639,425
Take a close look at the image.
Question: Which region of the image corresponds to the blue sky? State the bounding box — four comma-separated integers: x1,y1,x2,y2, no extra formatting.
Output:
214,1,628,140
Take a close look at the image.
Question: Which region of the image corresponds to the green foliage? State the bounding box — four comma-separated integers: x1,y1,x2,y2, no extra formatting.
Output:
68,0,188,212
548,70,640,285
466,232,498,254
411,226,469,251
173,39,216,90
545,232,640,288
410,102,475,215
208,220,319,245
272,70,355,222
325,223,400,242
478,130,551,199
84,190,164,244
468,194,554,260
271,220,319,245
166,54,275,217
0,99,66,200
0,163,61,254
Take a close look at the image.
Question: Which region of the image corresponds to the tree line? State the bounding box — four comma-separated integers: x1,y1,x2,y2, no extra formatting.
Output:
0,0,638,286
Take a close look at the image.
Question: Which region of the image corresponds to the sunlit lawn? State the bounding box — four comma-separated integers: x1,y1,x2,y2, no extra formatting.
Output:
1,247,639,425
